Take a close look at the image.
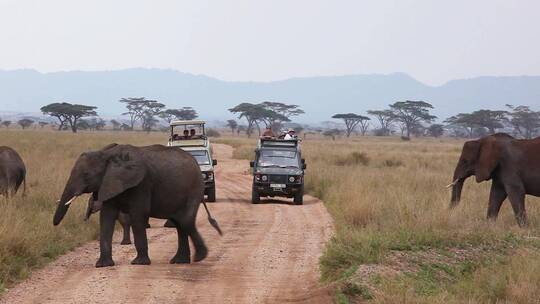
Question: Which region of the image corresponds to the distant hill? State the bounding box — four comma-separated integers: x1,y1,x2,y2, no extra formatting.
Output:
0,68,539,123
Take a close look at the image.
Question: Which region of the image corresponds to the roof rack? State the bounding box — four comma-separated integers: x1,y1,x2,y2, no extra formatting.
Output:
258,138,300,150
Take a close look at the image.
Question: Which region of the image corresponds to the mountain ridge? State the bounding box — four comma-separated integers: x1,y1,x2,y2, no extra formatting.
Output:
1,68,538,123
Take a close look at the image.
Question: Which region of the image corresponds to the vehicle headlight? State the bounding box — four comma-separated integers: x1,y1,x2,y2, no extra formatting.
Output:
201,173,207,180
207,172,214,181
255,174,261,182
261,175,268,181
289,176,295,183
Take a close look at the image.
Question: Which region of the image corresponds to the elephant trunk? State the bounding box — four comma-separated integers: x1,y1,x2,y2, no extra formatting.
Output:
450,178,465,208
53,183,79,226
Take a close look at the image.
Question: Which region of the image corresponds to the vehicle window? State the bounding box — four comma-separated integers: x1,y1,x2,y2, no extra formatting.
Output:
188,150,210,165
257,150,299,168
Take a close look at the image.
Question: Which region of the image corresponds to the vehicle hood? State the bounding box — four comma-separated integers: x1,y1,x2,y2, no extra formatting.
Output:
255,167,303,175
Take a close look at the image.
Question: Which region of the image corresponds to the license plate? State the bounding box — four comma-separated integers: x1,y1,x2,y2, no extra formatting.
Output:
270,184,286,188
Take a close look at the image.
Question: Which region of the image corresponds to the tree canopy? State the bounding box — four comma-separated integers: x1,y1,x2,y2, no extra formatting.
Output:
331,113,370,137
506,104,540,139
17,118,34,129
389,100,436,138
41,102,97,133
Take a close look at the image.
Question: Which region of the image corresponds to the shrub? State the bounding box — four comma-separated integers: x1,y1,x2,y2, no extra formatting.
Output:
335,152,370,166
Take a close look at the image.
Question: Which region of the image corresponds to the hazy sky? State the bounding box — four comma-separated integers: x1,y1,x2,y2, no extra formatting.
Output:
0,0,539,85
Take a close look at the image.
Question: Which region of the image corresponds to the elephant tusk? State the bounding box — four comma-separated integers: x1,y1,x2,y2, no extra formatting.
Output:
64,196,78,206
446,179,459,188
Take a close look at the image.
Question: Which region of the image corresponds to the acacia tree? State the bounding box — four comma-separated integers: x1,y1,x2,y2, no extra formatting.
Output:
228,103,265,137
260,102,304,130
38,121,49,129
226,119,238,134
110,119,121,131
367,110,395,136
331,113,370,137
159,107,198,123
468,109,507,134
18,118,34,129
390,100,436,138
41,102,97,133
1,121,11,128
506,105,540,139
444,113,477,138
427,124,444,137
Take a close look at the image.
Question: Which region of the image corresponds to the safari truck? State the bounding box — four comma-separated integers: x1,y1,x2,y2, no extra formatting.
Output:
167,120,217,202
250,138,306,205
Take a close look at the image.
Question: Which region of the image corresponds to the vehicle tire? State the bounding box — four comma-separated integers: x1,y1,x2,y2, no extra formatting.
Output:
252,188,260,204
293,189,303,205
207,185,216,202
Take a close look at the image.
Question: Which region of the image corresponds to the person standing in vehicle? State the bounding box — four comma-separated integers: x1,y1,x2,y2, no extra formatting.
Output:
261,126,274,138
284,129,296,140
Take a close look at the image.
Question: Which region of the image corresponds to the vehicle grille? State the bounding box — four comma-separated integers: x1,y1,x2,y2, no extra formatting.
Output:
269,175,287,183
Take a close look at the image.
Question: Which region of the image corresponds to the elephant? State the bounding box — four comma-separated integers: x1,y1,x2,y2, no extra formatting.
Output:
53,143,222,267
449,133,540,226
0,146,26,197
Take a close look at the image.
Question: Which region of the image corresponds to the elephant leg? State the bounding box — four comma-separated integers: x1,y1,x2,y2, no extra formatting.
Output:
487,179,507,221
96,202,118,267
506,185,527,227
130,214,151,265
118,212,132,245
170,223,191,264
190,225,208,262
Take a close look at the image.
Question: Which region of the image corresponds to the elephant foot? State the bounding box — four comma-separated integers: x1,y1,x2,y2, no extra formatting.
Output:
131,255,151,265
120,239,132,245
170,254,190,264
194,246,208,262
164,219,176,228
95,257,115,268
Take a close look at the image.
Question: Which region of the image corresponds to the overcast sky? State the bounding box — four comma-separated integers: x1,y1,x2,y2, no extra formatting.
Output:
0,0,538,85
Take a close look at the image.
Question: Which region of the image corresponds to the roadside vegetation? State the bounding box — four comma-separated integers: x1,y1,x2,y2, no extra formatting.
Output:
0,130,164,292
216,135,540,303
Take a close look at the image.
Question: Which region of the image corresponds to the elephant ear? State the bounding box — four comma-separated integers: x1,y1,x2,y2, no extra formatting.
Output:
475,137,501,182
97,152,146,202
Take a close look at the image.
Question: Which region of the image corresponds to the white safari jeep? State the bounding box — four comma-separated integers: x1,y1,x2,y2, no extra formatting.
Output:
167,120,217,202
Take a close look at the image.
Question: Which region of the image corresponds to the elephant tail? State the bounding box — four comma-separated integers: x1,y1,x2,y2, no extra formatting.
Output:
22,176,26,198
202,199,223,236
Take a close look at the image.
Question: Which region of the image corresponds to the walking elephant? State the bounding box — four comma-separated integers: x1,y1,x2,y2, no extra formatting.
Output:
53,143,221,267
449,133,540,226
0,146,26,197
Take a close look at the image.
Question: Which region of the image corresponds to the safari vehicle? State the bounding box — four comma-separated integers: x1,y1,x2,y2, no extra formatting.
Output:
167,120,217,202
250,138,306,205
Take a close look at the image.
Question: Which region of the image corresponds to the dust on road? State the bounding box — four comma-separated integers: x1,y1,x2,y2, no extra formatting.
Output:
1,144,334,304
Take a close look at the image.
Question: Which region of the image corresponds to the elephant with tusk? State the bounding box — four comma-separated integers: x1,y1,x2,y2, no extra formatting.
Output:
53,143,222,267
449,133,540,227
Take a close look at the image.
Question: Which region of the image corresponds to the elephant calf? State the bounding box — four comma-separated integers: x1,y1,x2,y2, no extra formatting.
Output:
53,143,221,267
0,146,26,197
450,133,540,226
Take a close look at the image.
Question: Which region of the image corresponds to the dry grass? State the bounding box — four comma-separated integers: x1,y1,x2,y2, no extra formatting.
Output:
216,135,540,303
0,129,166,292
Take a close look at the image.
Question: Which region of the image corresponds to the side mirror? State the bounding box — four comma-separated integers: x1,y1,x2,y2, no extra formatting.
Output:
301,158,306,163
250,161,254,168
212,159,218,166
302,163,307,170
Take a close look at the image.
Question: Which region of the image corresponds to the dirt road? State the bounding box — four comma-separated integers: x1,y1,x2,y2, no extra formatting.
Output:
1,144,334,304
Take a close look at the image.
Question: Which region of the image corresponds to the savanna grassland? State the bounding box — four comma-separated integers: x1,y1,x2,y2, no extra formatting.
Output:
216,135,540,304
0,130,165,292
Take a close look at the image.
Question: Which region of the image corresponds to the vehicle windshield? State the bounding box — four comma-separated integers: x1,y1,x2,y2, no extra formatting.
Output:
257,149,299,168
171,124,205,140
188,150,210,165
